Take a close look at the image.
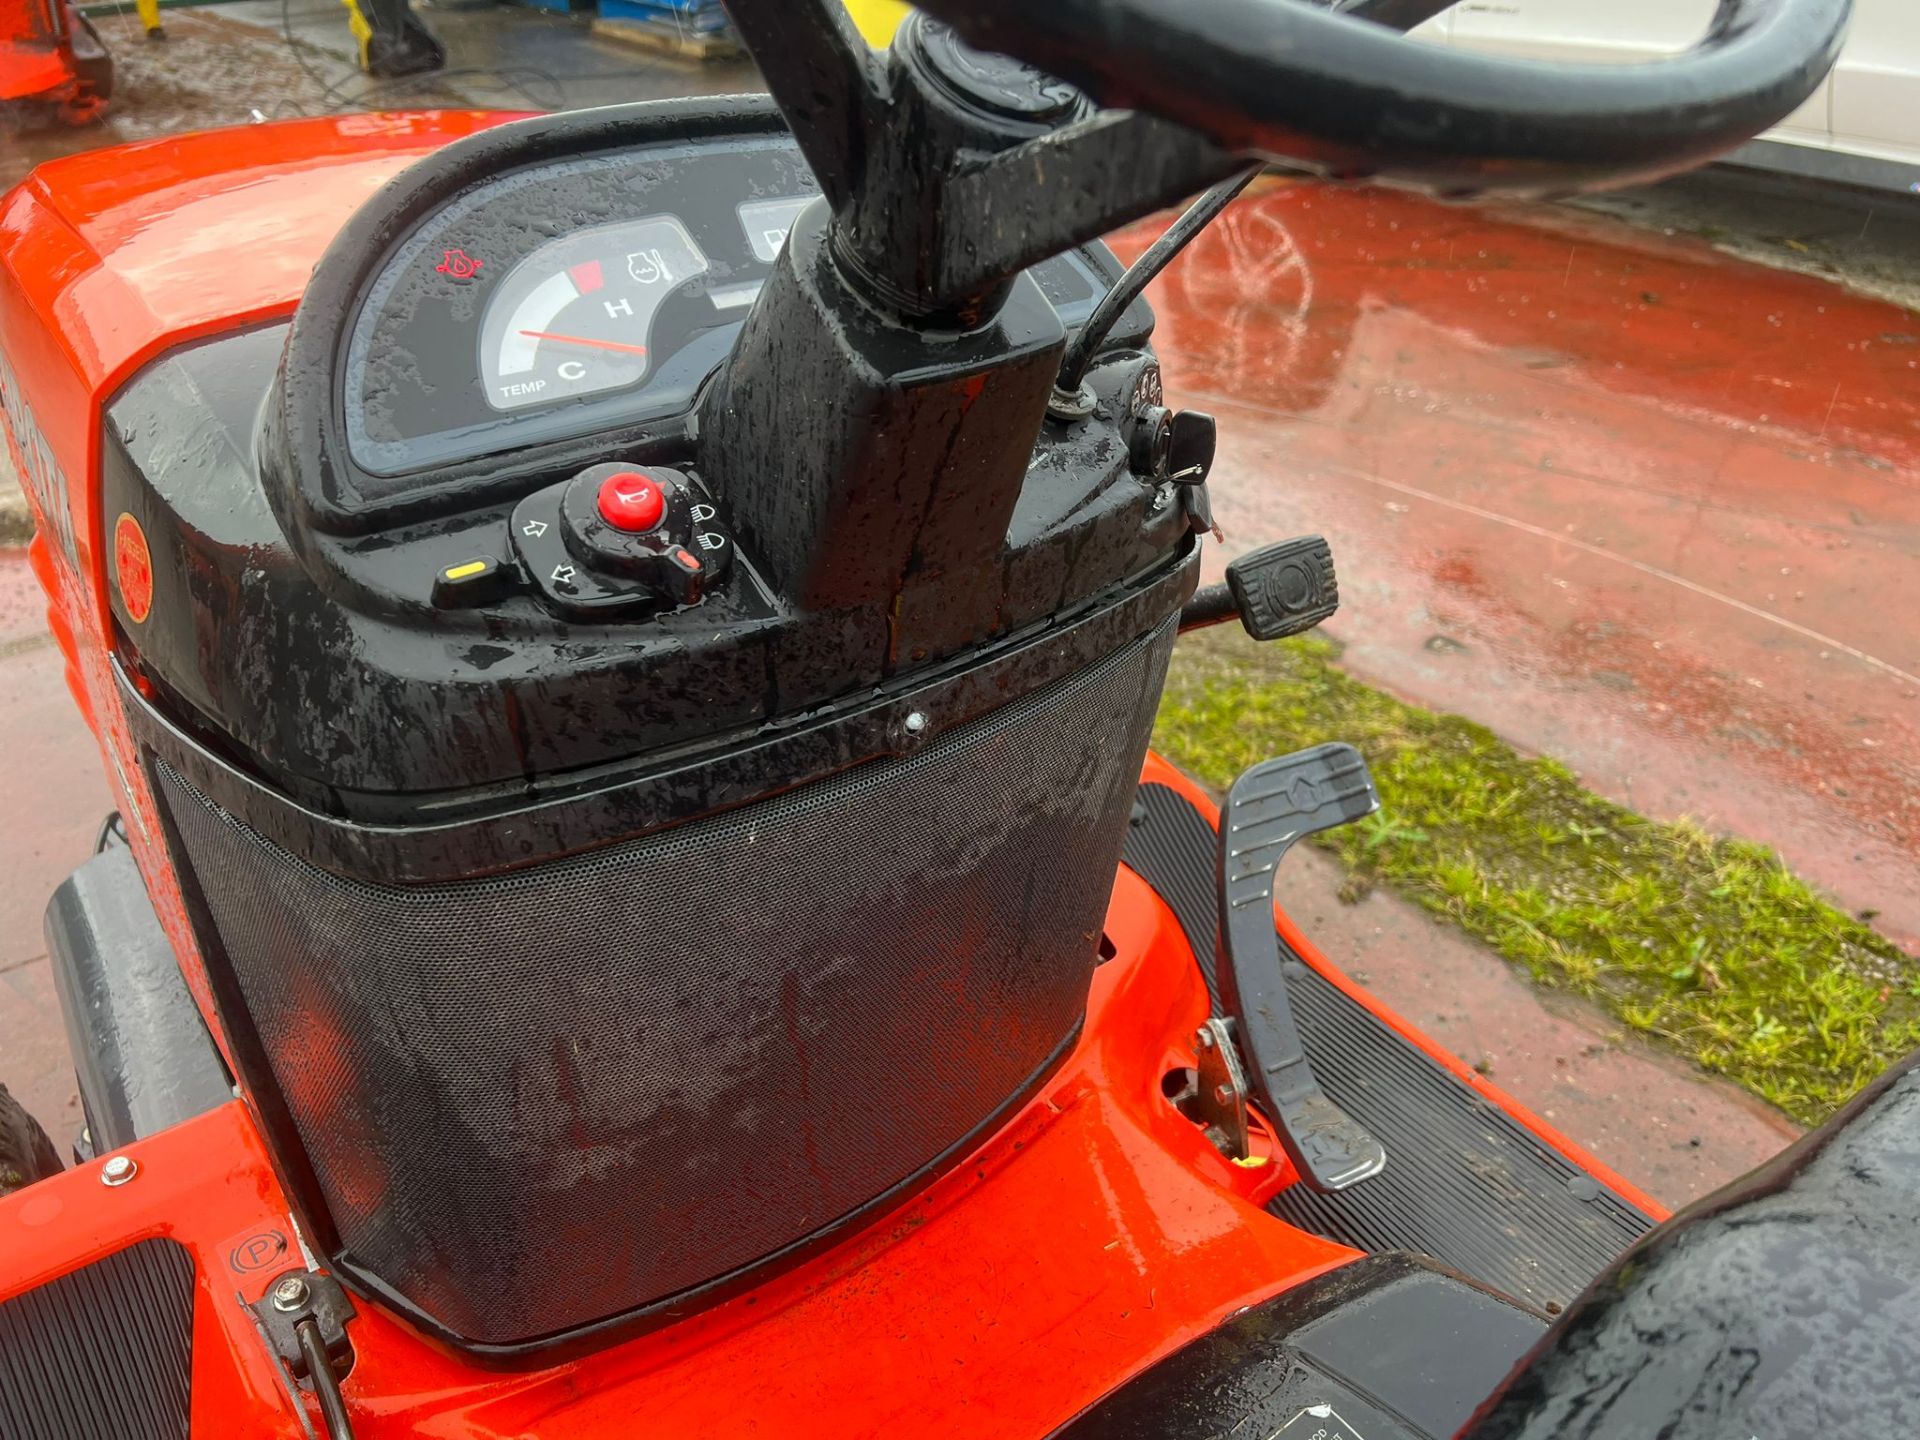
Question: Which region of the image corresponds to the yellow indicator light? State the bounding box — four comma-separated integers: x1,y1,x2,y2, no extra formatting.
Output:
443,560,489,581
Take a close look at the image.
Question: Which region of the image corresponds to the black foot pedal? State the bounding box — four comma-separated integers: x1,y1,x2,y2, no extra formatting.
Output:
1177,536,1340,637
1217,743,1387,1191
1226,536,1339,641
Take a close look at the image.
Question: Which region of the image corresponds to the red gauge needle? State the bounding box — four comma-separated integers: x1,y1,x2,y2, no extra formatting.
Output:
519,330,649,356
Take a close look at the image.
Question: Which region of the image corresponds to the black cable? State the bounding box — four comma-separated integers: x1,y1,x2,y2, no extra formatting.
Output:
1055,163,1263,396
93,812,126,853
279,0,354,109
295,1320,356,1440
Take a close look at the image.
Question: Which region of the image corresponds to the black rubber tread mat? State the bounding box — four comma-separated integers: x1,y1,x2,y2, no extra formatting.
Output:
0,1236,196,1440
1123,780,1654,1312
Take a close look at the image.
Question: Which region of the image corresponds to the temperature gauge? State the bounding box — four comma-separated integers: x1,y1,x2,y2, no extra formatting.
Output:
478,216,709,413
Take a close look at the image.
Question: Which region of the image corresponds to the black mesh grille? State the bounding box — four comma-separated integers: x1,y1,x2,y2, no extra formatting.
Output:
157,623,1172,1346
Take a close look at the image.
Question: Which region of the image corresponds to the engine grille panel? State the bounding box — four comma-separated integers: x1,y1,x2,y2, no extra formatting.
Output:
0,1238,196,1440
157,622,1171,1346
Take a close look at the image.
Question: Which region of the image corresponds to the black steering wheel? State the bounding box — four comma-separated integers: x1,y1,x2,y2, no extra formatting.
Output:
910,0,1851,194
724,0,1849,312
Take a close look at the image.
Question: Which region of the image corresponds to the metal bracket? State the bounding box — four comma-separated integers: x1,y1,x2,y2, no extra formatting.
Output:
251,1271,358,1440
1192,1017,1252,1160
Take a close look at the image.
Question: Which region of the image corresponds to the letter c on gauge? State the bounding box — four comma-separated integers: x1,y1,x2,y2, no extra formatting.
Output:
557,360,588,382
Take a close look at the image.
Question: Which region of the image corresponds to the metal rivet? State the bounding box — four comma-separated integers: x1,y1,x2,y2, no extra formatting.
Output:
903,711,928,735
271,1276,311,1312
100,1155,137,1187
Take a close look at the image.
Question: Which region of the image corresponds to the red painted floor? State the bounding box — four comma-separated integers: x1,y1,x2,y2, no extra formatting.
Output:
1120,181,1920,952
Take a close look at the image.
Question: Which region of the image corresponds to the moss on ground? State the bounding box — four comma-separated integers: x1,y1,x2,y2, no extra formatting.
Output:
1153,629,1920,1126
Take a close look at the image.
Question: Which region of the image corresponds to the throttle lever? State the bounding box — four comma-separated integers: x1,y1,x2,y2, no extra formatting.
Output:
1216,743,1387,1192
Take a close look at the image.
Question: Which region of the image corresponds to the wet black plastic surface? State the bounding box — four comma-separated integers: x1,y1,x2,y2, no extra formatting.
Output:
1464,1050,1920,1440
914,0,1849,197
104,106,1174,811
43,844,230,1152
1052,1253,1545,1440
121,555,1192,884
155,623,1173,1351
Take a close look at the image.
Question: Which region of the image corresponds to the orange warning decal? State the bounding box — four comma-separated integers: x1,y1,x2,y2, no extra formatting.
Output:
114,513,154,624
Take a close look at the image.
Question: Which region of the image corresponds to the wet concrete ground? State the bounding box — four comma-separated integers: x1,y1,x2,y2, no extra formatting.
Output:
1575,167,1920,315
2,4,1915,1206
0,566,113,1160
0,0,757,189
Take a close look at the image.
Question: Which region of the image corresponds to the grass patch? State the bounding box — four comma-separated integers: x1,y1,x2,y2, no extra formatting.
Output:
1154,629,1920,1127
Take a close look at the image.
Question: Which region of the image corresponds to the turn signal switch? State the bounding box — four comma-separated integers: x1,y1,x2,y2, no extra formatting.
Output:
511,462,736,616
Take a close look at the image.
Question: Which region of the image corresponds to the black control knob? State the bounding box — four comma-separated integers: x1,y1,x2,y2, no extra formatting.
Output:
561,463,708,601
510,462,736,617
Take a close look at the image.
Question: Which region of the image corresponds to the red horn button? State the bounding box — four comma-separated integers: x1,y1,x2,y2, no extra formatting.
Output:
597,471,667,532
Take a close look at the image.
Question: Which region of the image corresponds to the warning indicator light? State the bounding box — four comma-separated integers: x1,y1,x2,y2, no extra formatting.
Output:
436,249,484,280
432,554,507,607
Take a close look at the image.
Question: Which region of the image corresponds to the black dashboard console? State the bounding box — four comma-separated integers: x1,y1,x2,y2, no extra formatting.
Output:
104,97,1180,824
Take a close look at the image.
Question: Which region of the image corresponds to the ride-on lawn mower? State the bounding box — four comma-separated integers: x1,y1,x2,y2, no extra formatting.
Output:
1,0,1909,1436
0,0,111,123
